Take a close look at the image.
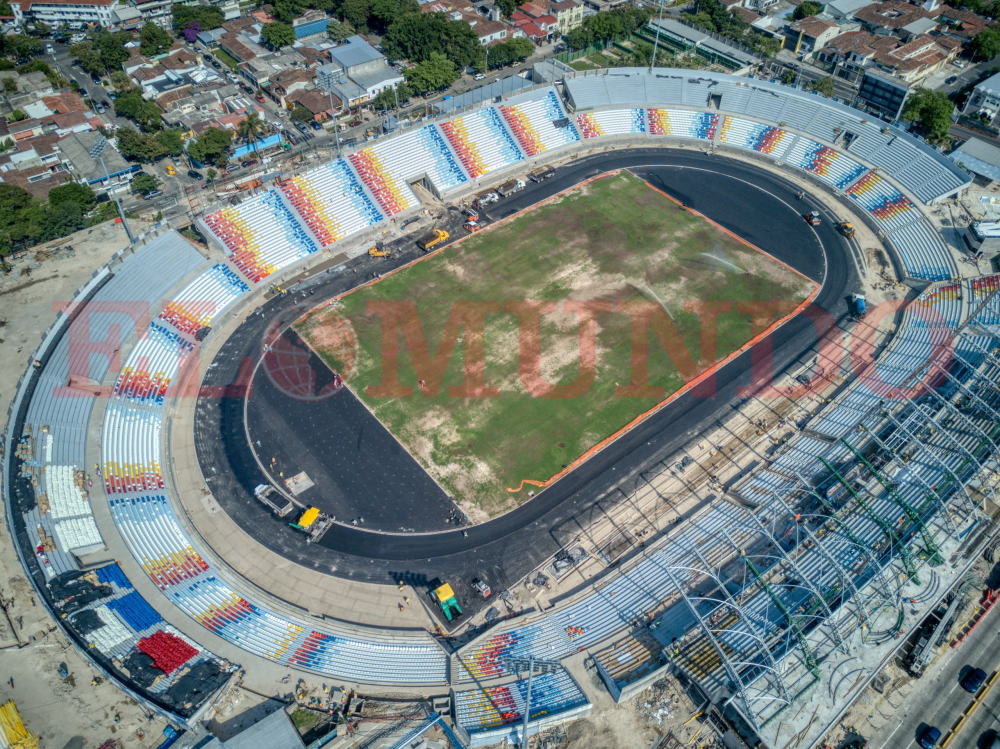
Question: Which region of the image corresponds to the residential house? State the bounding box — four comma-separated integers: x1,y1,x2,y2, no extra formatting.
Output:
816,28,954,81
853,1,931,35
291,9,329,38
133,0,174,27
935,5,994,45
287,88,340,120
787,15,843,54
269,68,314,107
510,10,555,41
56,131,134,195
518,0,582,35
824,0,874,21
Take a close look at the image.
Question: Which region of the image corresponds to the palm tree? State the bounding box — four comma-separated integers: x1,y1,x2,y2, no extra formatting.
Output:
238,111,265,172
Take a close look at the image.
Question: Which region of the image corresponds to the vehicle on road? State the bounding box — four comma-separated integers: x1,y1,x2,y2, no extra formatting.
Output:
962,667,987,693
417,228,449,251
497,178,525,197
255,93,265,102
143,189,163,200
165,165,176,175
474,191,498,208
945,75,958,84
100,99,109,108
529,165,555,182
45,44,54,55
836,221,855,239
187,169,203,180
350,119,362,127
95,103,105,113
368,241,391,258
473,578,492,598
310,120,322,130
473,73,486,80
203,54,213,63
805,210,821,226
919,726,941,748
90,72,102,85
850,293,866,318
212,60,221,69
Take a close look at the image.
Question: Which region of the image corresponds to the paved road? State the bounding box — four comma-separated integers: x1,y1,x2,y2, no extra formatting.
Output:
872,603,1000,749
192,148,859,603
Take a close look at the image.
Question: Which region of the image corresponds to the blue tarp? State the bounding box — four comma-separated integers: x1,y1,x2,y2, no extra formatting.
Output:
232,133,283,158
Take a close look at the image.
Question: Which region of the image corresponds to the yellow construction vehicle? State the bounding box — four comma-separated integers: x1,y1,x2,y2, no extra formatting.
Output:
368,241,391,258
836,221,856,239
417,228,449,251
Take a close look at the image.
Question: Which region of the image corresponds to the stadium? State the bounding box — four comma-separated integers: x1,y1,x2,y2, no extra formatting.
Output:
3,67,998,749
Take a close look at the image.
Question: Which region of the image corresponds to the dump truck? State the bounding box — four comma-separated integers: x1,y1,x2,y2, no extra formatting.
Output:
432,583,463,621
529,166,556,182
805,211,821,226
368,241,391,258
837,221,855,239
497,179,525,197
465,221,484,234
253,484,294,518
417,228,449,251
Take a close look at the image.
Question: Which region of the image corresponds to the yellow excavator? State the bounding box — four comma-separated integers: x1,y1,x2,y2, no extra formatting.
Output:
368,241,391,258
836,221,856,239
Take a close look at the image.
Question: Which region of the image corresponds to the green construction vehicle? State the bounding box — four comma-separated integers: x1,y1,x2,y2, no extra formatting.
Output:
432,583,463,622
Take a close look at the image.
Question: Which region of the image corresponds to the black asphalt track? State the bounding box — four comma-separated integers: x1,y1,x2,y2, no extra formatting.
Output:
192,148,860,615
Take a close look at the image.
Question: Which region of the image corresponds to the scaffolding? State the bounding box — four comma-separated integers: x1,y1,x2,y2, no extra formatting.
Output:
650,318,1000,745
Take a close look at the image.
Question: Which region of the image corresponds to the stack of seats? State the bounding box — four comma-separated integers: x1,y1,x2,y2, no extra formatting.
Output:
350,125,467,206
282,158,385,242
498,90,580,156
785,138,867,190
575,108,645,139
108,495,447,683
845,170,917,231
888,221,957,282
202,190,318,283
112,323,195,407
158,265,249,337
136,630,199,673
646,109,718,140
47,465,103,553
440,107,524,179
718,116,792,158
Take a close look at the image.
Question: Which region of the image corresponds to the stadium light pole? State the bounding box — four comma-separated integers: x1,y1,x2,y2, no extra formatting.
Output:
90,136,134,244
650,0,667,72
503,656,561,747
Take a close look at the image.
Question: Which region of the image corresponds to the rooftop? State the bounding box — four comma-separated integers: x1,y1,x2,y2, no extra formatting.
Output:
328,35,384,69
952,137,1000,180
854,1,930,29
791,15,838,35
349,65,403,90
57,131,131,183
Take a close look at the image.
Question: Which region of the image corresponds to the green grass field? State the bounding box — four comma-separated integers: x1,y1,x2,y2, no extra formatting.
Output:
296,172,814,517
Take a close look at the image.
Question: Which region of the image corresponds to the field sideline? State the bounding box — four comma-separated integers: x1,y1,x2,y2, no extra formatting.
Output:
296,171,816,516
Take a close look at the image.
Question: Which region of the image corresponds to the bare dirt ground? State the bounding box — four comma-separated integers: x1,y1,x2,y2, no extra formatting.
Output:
0,219,169,749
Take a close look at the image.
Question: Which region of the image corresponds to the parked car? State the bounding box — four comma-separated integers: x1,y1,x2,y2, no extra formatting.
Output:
143,189,163,200
350,119,362,127
919,727,941,749
240,160,253,168
203,54,213,63
187,169,202,180
287,135,298,145
95,103,105,114
45,44,54,55
165,164,176,176
310,120,321,130
255,94,265,102
296,121,309,133
211,60,221,69
100,99,110,108
90,72,102,85
963,667,987,693
473,73,485,81
945,76,958,85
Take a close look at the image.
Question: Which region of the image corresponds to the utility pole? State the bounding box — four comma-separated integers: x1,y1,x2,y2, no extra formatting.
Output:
325,83,342,156
650,0,667,72
503,656,561,748
90,135,134,244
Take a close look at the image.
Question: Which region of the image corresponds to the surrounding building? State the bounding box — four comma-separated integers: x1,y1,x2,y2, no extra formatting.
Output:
519,0,582,35
856,67,911,117
11,0,120,28
56,131,135,195
647,18,757,72
962,70,1000,124
853,1,931,34
786,15,843,54
816,28,955,82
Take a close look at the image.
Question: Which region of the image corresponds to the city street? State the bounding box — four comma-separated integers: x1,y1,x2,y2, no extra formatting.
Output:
872,602,1000,749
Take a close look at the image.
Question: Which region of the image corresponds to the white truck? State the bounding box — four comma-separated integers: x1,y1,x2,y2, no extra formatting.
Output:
254,484,295,518
497,179,525,198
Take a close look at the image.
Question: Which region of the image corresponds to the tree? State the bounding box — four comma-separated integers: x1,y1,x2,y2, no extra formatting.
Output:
172,4,225,32
327,19,356,41
371,82,410,109
261,22,296,49
902,87,955,143
340,0,372,31
206,167,217,182
115,126,166,162
136,100,163,131
290,104,313,121
2,34,41,61
48,182,96,209
113,90,143,119
238,111,266,160
188,127,233,166
383,12,484,69
273,0,303,23
111,71,131,92
92,30,131,72
156,128,184,156
140,22,174,56
369,0,419,31
181,23,201,44
486,36,533,70
2,77,16,95
404,52,458,94
131,173,160,194
972,27,1000,61
808,76,834,97
70,42,104,75
494,0,517,16
792,1,822,19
